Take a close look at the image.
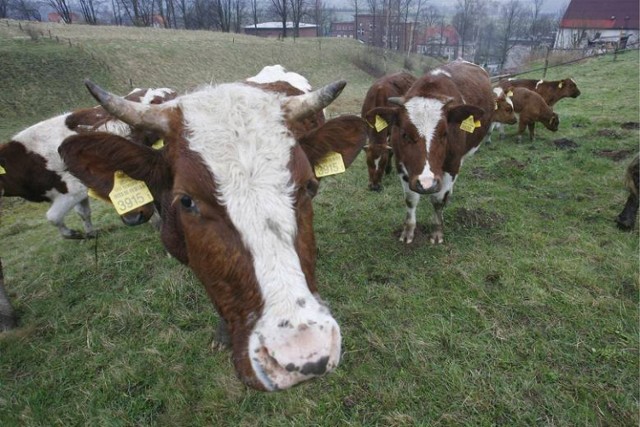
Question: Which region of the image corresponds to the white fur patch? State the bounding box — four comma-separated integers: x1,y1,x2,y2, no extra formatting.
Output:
140,88,175,104
247,65,312,93
404,97,444,187
180,83,328,322
430,69,452,78
536,80,544,88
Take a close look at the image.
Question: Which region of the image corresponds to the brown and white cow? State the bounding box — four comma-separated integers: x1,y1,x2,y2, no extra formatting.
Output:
361,72,417,191
0,88,176,238
484,87,517,144
364,60,493,244
59,79,368,391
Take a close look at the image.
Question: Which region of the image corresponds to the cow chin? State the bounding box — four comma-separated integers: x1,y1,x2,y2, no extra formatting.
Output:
244,302,341,391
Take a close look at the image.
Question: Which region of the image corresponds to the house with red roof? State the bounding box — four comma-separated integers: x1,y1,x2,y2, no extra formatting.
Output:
415,25,460,60
555,0,639,49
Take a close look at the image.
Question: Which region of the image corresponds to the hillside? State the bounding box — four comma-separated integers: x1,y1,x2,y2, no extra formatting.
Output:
0,19,436,137
1,20,638,426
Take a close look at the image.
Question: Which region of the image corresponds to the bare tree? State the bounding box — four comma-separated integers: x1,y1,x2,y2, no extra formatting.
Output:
452,0,485,59
530,0,544,39
288,0,305,37
249,0,261,29
498,0,527,67
117,0,155,26
47,0,73,22
270,0,288,37
78,0,100,24
0,0,9,18
310,0,328,36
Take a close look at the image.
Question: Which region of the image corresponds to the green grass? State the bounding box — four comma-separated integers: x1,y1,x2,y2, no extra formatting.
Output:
0,20,638,426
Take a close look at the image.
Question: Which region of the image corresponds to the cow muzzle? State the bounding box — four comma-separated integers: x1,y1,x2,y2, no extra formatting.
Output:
120,204,155,226
414,176,441,194
248,308,341,391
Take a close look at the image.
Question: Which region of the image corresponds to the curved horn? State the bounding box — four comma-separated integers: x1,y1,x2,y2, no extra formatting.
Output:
84,79,171,134
388,97,405,106
283,80,347,121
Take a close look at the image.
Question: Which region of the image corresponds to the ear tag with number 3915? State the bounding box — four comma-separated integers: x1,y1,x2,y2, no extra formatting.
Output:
109,171,154,215
460,115,481,133
314,152,346,178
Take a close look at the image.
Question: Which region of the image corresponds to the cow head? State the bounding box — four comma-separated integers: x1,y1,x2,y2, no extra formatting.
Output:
543,112,560,132
366,91,484,195
492,87,517,125
59,79,367,391
363,123,393,192
559,78,581,99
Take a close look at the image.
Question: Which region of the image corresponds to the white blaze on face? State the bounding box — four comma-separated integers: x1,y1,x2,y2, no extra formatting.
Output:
180,83,340,390
404,97,445,190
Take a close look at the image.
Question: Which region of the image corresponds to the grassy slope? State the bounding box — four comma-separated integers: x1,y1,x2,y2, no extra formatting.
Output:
0,20,638,426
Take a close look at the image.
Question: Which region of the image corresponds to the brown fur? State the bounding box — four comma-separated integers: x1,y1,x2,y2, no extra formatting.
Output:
509,87,559,142
497,78,580,106
59,83,368,390
361,72,417,191
616,153,639,230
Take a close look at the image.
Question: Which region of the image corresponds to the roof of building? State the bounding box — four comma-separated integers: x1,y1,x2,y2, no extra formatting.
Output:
560,0,639,30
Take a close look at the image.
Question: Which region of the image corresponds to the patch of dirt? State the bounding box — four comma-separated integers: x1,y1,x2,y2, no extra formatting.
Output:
593,149,634,162
454,207,506,229
469,166,491,179
553,138,578,149
597,129,622,139
620,122,639,130
499,158,527,170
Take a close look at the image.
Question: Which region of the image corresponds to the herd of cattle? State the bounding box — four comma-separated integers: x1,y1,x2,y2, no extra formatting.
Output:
0,61,637,391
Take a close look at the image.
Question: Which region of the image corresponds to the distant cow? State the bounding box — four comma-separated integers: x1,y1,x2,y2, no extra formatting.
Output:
616,153,639,230
361,72,416,191
0,88,176,238
364,60,492,244
484,87,517,144
497,77,581,106
59,78,368,391
505,87,559,142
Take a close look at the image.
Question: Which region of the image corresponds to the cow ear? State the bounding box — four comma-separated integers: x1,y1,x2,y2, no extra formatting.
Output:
299,115,368,169
446,105,485,124
59,132,171,196
364,106,399,129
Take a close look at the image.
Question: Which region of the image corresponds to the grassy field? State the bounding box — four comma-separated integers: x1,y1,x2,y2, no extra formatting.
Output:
0,20,638,426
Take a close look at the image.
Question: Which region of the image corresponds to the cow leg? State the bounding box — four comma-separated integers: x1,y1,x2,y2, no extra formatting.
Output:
528,122,536,141
516,120,526,143
0,259,17,332
399,177,420,244
47,193,88,239
485,122,497,144
616,193,639,230
74,198,96,238
428,173,454,244
210,319,231,351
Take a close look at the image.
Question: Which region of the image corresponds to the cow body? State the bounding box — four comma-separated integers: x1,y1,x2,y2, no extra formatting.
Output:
364,60,492,244
497,77,580,106
361,72,416,191
0,88,176,238
59,78,368,390
507,87,559,142
616,154,639,230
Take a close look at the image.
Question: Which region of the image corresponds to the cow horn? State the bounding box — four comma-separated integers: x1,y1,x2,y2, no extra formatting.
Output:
388,97,404,106
283,80,346,121
84,79,171,134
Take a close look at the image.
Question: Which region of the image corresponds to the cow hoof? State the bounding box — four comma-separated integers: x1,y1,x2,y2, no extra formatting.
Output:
615,218,635,231
85,231,98,239
62,230,85,240
210,338,230,352
429,232,444,245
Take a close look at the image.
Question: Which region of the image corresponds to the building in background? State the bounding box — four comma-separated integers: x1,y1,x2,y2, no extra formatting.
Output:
244,22,318,38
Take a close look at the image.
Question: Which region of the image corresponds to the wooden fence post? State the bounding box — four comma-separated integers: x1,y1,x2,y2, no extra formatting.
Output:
542,47,551,78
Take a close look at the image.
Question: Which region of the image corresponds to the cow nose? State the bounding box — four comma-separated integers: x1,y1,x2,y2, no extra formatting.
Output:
249,318,341,391
120,211,146,226
415,177,441,194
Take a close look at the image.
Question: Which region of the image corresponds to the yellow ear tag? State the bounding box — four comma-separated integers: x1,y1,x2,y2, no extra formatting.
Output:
506,90,514,97
0,165,6,175
314,151,346,178
374,115,388,133
88,188,110,203
109,171,154,215
558,82,563,88
460,115,481,133
151,139,164,150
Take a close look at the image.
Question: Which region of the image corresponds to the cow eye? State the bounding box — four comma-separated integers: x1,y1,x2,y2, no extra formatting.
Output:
179,194,199,214
306,179,319,198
